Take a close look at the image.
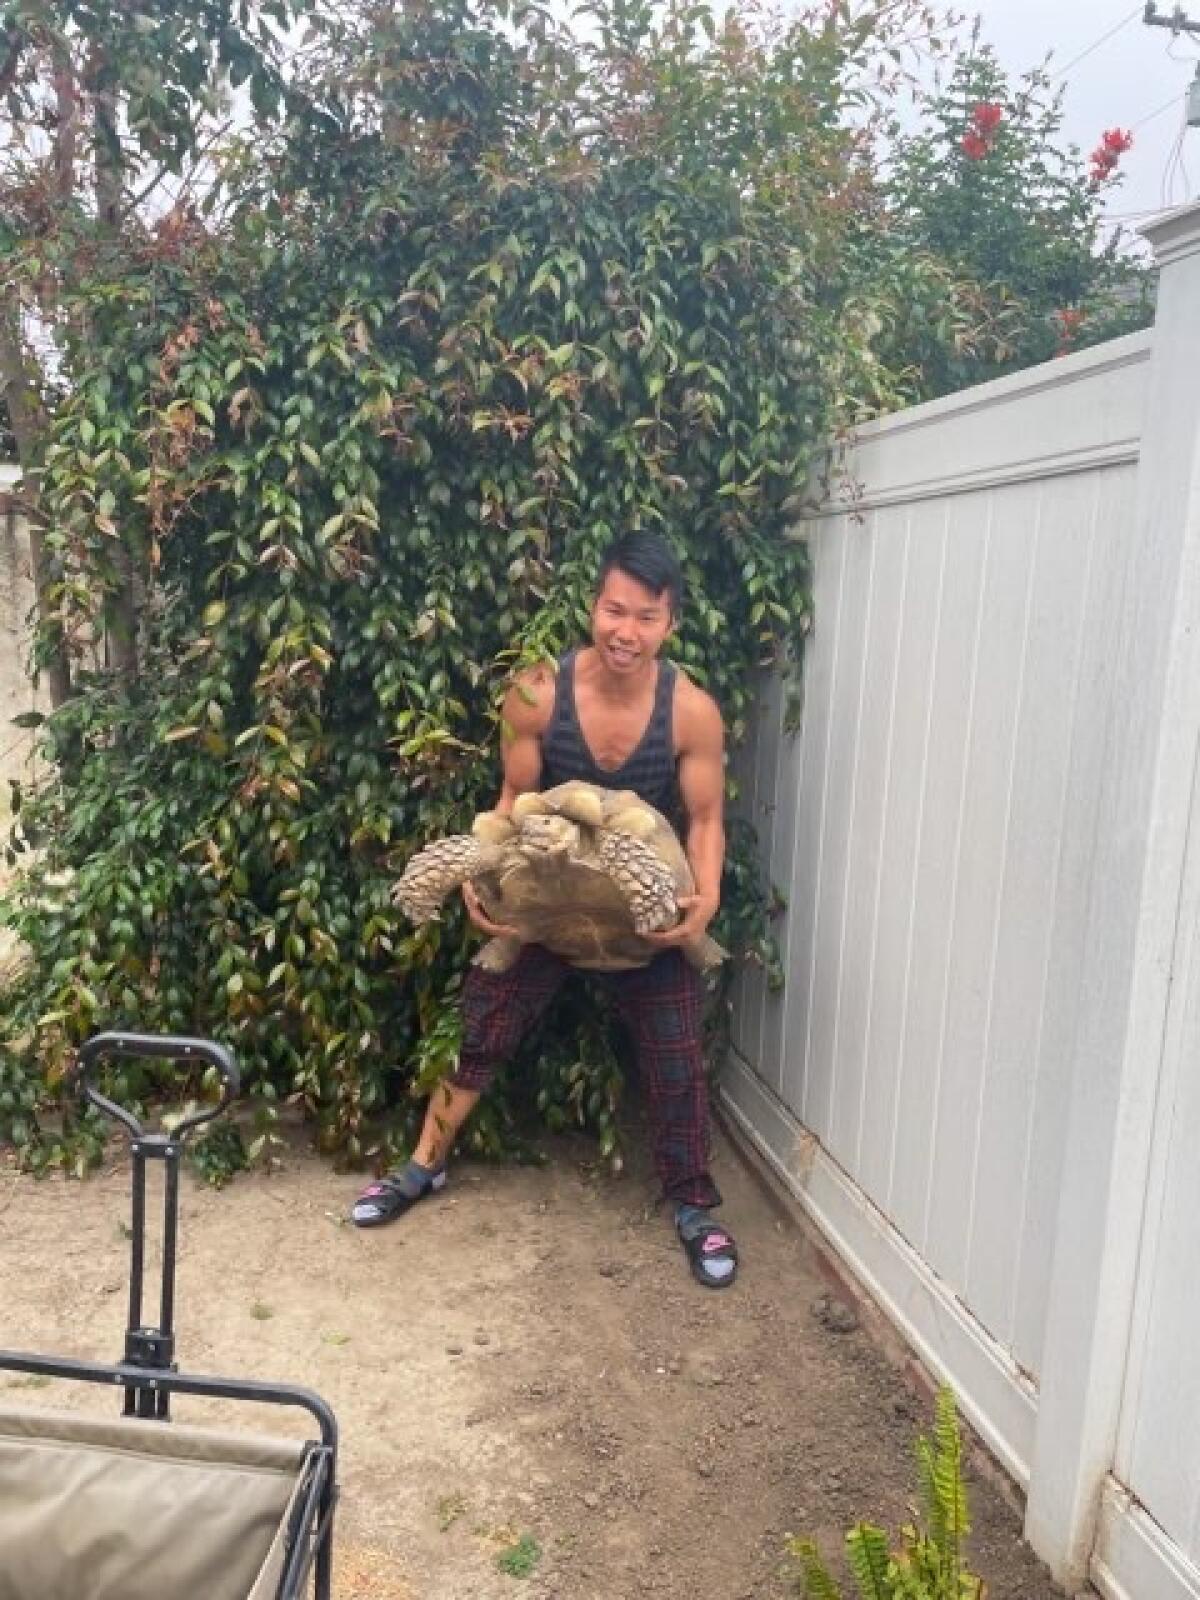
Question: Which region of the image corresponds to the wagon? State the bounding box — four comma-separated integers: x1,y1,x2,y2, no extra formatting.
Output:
0,1033,338,1600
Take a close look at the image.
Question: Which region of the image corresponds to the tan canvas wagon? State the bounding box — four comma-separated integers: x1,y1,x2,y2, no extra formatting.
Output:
0,1034,338,1600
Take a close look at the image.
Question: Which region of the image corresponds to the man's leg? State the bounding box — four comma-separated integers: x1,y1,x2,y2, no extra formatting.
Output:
352,945,568,1226
612,951,736,1287
412,1080,481,1168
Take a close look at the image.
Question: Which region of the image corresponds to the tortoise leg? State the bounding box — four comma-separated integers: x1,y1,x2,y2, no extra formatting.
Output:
393,835,486,924
607,803,659,840
548,781,606,830
472,810,518,846
597,830,679,936
511,790,552,821
683,932,727,973
474,935,523,973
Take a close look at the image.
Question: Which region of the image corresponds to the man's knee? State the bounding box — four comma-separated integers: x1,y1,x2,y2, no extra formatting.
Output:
448,1054,497,1094
455,945,566,1092
617,951,704,1033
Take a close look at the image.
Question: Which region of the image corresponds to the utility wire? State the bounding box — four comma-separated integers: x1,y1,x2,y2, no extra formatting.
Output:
1160,104,1193,203
1048,5,1144,82
1132,88,1190,127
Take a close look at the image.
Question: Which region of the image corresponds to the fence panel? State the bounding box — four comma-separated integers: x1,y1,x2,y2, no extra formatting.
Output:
726,205,1200,1595
724,328,1152,1497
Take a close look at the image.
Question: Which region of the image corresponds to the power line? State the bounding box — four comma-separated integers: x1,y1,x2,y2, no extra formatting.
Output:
1048,5,1144,82
1159,94,1194,200
1131,87,1189,127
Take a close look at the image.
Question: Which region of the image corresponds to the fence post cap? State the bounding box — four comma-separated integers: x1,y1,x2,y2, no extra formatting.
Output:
1140,199,1200,267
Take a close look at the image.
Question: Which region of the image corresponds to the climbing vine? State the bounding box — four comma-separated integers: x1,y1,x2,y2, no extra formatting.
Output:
1,0,980,1171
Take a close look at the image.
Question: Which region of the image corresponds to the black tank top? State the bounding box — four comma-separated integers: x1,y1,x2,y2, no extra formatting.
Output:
540,650,678,816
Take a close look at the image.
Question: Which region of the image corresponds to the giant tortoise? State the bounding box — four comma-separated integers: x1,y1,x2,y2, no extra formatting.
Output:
393,779,725,974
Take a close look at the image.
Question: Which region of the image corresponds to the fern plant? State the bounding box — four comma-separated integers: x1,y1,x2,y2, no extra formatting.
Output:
789,1389,986,1600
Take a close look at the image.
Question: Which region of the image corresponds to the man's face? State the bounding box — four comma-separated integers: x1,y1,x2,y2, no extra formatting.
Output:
591,567,675,677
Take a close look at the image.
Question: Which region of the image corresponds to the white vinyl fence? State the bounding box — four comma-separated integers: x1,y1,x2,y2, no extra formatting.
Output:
724,200,1200,1599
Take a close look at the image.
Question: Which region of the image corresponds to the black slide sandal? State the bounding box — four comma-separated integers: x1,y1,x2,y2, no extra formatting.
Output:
351,1165,446,1227
676,1210,738,1289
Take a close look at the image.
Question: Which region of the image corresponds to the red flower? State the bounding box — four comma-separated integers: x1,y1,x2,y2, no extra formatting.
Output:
1088,128,1132,185
961,131,990,161
971,102,1004,134
1054,307,1087,356
1089,148,1119,184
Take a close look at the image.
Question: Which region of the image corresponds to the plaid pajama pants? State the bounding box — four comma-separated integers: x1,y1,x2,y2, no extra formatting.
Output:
451,945,721,1209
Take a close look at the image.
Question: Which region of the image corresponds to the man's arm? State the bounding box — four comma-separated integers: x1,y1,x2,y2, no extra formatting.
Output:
462,667,553,936
645,682,725,948
494,668,551,812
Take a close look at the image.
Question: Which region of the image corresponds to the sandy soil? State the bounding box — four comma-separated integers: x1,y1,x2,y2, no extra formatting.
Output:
0,1115,1064,1600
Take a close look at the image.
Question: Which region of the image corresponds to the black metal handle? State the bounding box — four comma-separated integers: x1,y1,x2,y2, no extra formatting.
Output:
76,1031,240,1141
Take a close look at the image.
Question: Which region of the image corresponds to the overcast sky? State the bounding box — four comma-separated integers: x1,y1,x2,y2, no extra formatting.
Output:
965,1,1200,235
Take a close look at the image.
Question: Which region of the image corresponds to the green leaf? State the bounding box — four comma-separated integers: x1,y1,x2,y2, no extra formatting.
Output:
788,1538,843,1600
845,1525,892,1600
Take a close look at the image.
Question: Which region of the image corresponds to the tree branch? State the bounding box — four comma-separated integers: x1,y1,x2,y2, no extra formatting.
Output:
0,29,26,101
121,115,236,225
90,48,138,680
51,40,78,193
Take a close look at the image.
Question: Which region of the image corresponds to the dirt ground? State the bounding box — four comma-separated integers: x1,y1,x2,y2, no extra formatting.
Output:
0,1113,1065,1600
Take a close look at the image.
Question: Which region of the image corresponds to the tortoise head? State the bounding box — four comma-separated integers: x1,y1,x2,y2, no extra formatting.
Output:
517,812,579,859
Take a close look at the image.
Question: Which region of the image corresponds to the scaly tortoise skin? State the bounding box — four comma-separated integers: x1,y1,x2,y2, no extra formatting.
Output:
393,779,726,974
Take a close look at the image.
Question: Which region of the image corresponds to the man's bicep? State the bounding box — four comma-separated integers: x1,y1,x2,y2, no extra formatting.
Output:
678,748,724,820
497,680,547,808
500,726,543,800
677,698,726,820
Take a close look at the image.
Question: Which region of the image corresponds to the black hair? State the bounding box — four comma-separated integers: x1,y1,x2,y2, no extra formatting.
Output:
597,532,683,617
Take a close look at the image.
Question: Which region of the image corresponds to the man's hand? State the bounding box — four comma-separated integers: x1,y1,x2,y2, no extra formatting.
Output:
462,881,521,940
642,893,719,950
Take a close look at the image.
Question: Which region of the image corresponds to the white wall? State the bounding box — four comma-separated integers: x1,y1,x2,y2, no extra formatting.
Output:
724,203,1200,1596
0,465,43,800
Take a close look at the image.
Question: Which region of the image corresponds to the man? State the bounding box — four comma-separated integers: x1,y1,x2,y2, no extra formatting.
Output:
351,532,738,1288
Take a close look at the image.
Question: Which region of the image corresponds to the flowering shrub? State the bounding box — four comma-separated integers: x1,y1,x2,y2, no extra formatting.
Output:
886,46,1153,388
0,0,943,1171
960,100,1004,159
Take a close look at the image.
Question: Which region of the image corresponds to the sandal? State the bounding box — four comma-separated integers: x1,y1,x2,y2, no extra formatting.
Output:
676,1207,738,1290
351,1162,447,1228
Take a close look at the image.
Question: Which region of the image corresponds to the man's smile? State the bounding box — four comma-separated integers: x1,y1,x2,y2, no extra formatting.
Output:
605,642,639,667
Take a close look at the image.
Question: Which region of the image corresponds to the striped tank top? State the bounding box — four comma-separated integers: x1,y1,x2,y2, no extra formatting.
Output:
540,650,678,816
